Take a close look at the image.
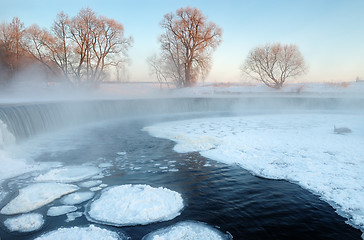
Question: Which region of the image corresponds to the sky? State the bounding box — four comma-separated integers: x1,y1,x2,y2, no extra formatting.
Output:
0,0,363,83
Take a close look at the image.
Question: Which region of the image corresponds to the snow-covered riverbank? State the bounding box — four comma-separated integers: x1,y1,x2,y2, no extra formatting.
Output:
145,113,364,233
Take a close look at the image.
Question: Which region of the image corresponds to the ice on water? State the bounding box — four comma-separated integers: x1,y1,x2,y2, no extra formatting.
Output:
1,182,79,215
145,114,364,231
4,213,44,232
86,184,184,226
142,221,230,240
61,191,94,205
35,166,100,183
79,180,102,188
34,225,126,240
65,211,83,222
47,205,77,216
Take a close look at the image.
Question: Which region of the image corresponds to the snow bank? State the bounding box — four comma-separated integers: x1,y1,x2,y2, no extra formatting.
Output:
4,213,44,232
86,184,184,226
145,114,364,231
1,183,79,215
34,225,126,240
61,192,94,205
47,205,77,216
142,221,231,240
35,166,100,183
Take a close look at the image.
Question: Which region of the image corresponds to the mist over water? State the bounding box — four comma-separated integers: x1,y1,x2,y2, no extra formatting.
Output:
0,83,364,239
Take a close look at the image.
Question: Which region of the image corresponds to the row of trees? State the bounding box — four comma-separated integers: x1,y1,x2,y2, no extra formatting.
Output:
0,6,307,89
0,8,132,86
148,7,306,89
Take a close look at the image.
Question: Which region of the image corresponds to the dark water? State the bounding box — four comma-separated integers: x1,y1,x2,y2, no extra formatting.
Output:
0,114,362,240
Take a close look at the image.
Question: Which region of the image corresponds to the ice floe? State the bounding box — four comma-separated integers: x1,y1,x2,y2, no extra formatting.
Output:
60,191,94,205
34,225,126,240
1,182,78,215
145,114,364,231
35,166,100,183
4,213,44,232
86,184,184,226
142,221,231,240
65,211,83,222
47,205,77,216
90,186,102,192
79,180,102,188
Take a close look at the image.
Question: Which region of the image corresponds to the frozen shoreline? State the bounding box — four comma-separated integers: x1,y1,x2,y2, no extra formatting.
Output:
145,113,364,233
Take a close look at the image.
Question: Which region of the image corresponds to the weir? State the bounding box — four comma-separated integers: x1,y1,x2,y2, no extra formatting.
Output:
0,96,363,142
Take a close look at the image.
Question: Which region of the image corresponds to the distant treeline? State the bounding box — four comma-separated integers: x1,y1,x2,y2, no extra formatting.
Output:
1,7,307,90
0,8,132,87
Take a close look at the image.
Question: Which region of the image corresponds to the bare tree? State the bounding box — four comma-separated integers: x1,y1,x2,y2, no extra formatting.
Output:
147,54,170,88
0,17,28,74
23,24,59,77
21,8,132,85
153,7,222,87
50,11,71,82
90,16,132,83
242,43,307,89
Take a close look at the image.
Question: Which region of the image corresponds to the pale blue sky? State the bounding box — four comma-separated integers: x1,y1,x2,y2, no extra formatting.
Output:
1,0,363,83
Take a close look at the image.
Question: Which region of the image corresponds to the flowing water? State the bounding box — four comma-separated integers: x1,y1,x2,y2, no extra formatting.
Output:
0,98,363,239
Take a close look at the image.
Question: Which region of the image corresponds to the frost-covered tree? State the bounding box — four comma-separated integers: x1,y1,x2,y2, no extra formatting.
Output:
242,43,307,89
151,7,222,87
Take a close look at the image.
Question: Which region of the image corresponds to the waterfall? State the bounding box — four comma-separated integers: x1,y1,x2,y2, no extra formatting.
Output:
0,120,15,149
0,97,363,142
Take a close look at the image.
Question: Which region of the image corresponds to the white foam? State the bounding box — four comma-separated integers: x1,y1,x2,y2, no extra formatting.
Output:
142,221,230,240
145,114,364,231
86,184,184,226
0,119,16,148
47,205,77,216
35,166,100,183
79,180,102,188
0,182,79,215
34,225,125,240
61,192,94,205
4,213,44,232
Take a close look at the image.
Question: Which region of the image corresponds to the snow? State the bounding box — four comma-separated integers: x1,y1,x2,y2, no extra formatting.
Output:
79,180,103,188
35,166,100,183
142,221,231,240
0,183,79,215
47,205,77,216
86,184,184,226
61,192,94,205
34,225,125,240
145,114,364,231
4,213,44,232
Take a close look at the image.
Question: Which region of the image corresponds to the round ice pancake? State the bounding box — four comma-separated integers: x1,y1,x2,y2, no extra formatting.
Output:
34,225,126,240
142,221,232,240
4,213,44,232
86,184,183,226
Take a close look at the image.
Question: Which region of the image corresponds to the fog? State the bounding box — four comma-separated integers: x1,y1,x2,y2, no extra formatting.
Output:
1,73,364,142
